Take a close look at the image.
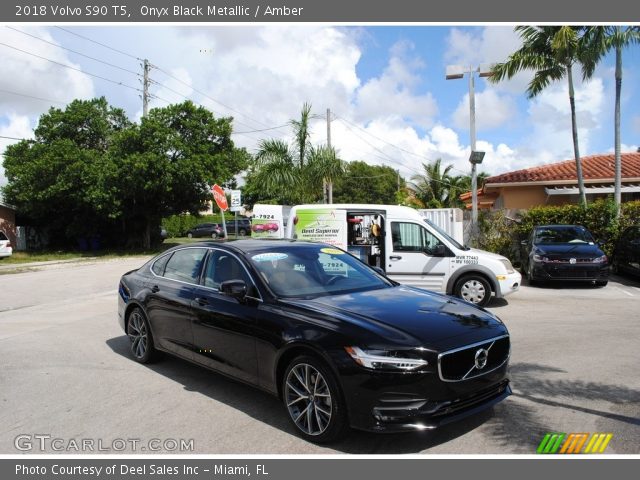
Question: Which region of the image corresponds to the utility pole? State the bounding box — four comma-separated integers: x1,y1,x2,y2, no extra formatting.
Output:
325,108,331,204
142,59,150,117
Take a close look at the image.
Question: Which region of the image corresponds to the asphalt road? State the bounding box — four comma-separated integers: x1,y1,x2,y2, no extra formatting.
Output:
1,258,639,454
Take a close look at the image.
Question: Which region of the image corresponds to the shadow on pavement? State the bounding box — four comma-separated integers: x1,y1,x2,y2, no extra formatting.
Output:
106,337,640,454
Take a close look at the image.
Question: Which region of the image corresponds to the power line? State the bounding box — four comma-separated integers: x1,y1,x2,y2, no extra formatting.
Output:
232,124,290,134
6,27,141,77
336,115,471,177
0,135,29,141
55,26,141,61
0,42,143,94
0,88,67,106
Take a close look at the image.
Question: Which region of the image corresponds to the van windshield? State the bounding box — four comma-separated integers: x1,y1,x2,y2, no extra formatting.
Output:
423,219,468,250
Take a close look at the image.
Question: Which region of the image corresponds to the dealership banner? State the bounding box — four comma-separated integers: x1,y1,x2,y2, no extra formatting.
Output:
2,0,639,22
3,459,639,480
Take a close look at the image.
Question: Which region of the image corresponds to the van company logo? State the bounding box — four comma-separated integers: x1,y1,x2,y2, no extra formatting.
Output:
537,432,613,454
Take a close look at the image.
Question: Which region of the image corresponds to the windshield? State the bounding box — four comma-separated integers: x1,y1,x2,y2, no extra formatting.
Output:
534,226,594,244
248,245,393,298
423,219,467,250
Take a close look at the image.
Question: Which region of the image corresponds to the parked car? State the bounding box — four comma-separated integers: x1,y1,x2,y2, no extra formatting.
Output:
118,240,511,442
0,231,12,259
520,224,609,286
225,218,251,237
612,225,640,278
186,223,224,239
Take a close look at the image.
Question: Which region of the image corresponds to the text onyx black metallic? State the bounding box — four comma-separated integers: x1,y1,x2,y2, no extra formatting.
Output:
118,240,511,442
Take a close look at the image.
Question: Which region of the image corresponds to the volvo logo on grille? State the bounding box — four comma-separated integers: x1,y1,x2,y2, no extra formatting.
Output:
474,348,489,369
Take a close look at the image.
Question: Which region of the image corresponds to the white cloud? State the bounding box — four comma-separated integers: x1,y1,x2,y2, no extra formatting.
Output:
0,114,35,187
0,26,94,116
354,41,437,130
452,88,516,131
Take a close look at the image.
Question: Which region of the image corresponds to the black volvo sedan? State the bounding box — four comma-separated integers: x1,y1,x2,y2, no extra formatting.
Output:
520,225,609,286
118,240,511,442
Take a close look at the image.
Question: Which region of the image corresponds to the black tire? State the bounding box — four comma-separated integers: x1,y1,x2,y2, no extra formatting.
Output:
187,232,193,239
126,307,159,364
454,274,492,307
282,355,348,443
238,229,247,237
211,232,218,239
595,280,608,287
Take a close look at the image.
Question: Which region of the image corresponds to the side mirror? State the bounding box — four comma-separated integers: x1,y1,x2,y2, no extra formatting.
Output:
431,244,446,256
220,280,247,302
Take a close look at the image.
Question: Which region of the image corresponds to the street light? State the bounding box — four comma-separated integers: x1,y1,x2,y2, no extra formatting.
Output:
446,64,491,239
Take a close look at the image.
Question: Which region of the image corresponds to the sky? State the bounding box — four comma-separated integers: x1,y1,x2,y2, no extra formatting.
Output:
1,25,640,189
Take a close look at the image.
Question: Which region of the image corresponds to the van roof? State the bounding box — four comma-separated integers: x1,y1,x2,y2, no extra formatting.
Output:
290,204,425,220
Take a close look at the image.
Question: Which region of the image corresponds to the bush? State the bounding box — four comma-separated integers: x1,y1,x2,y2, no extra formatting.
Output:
476,199,640,264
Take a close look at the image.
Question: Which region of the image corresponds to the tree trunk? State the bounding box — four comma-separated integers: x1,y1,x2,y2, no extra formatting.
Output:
614,43,622,216
328,181,333,204
567,65,587,207
144,220,151,250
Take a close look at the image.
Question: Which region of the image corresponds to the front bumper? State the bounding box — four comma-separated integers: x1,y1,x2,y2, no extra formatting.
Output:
531,263,609,281
339,361,510,433
496,271,521,298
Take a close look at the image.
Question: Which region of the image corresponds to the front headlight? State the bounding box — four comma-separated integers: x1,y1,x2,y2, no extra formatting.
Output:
344,346,428,371
499,259,515,274
592,255,608,264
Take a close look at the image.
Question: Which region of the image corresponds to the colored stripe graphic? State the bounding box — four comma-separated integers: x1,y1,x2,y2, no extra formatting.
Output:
537,433,612,454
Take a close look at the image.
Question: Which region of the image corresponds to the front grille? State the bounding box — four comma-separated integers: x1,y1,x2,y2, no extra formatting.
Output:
432,380,510,417
543,265,600,278
438,335,510,382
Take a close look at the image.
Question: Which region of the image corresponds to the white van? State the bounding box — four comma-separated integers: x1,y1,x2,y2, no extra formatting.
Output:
286,204,521,306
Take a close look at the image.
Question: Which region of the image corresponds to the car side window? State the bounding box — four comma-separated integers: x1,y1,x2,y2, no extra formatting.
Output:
151,252,173,276
163,248,207,284
203,250,253,291
391,222,443,254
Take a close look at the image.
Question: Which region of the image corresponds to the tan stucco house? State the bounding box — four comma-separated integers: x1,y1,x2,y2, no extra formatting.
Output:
461,152,640,210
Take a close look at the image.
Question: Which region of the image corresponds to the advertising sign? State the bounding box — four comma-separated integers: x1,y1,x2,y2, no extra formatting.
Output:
294,208,347,250
251,204,284,239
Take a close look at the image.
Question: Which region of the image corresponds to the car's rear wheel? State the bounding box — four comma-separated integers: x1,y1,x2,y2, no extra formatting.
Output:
238,229,247,237
282,355,347,443
127,307,158,363
211,232,219,239
454,274,492,307
187,233,193,239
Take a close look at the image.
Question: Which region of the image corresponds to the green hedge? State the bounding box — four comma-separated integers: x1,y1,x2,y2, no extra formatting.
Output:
477,199,640,265
162,213,237,238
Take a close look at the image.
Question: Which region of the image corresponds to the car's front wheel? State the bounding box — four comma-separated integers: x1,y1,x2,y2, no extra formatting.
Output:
187,232,193,239
454,274,492,307
282,355,347,443
127,307,158,364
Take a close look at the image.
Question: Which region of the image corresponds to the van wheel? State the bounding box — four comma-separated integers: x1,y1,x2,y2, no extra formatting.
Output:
454,274,492,307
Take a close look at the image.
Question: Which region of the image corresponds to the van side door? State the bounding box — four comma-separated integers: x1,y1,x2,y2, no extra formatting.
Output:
385,221,451,292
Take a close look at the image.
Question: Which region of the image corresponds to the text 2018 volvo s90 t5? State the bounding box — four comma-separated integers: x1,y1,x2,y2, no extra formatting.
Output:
118,240,511,442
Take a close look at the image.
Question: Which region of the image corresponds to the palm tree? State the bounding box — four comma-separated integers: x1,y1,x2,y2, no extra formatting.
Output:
253,103,343,204
582,27,640,216
410,159,454,208
490,26,597,207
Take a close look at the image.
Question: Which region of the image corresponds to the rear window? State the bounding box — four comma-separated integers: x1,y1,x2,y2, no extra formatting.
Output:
163,248,207,284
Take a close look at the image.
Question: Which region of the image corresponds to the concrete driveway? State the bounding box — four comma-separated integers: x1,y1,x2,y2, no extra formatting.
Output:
1,258,638,454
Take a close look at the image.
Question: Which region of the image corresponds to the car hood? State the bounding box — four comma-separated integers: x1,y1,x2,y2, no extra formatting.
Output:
534,243,604,257
283,286,507,351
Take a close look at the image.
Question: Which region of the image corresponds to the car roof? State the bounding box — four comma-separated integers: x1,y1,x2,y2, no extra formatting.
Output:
166,239,322,255
535,224,586,229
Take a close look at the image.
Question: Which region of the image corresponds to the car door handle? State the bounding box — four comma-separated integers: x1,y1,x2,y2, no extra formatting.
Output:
390,255,402,260
194,297,209,306
151,285,160,293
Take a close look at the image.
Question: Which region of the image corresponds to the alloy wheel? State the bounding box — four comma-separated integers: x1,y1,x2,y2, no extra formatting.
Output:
284,363,333,436
460,279,486,304
128,311,148,359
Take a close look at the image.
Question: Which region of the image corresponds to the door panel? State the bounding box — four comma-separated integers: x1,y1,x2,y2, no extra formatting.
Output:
385,221,450,291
